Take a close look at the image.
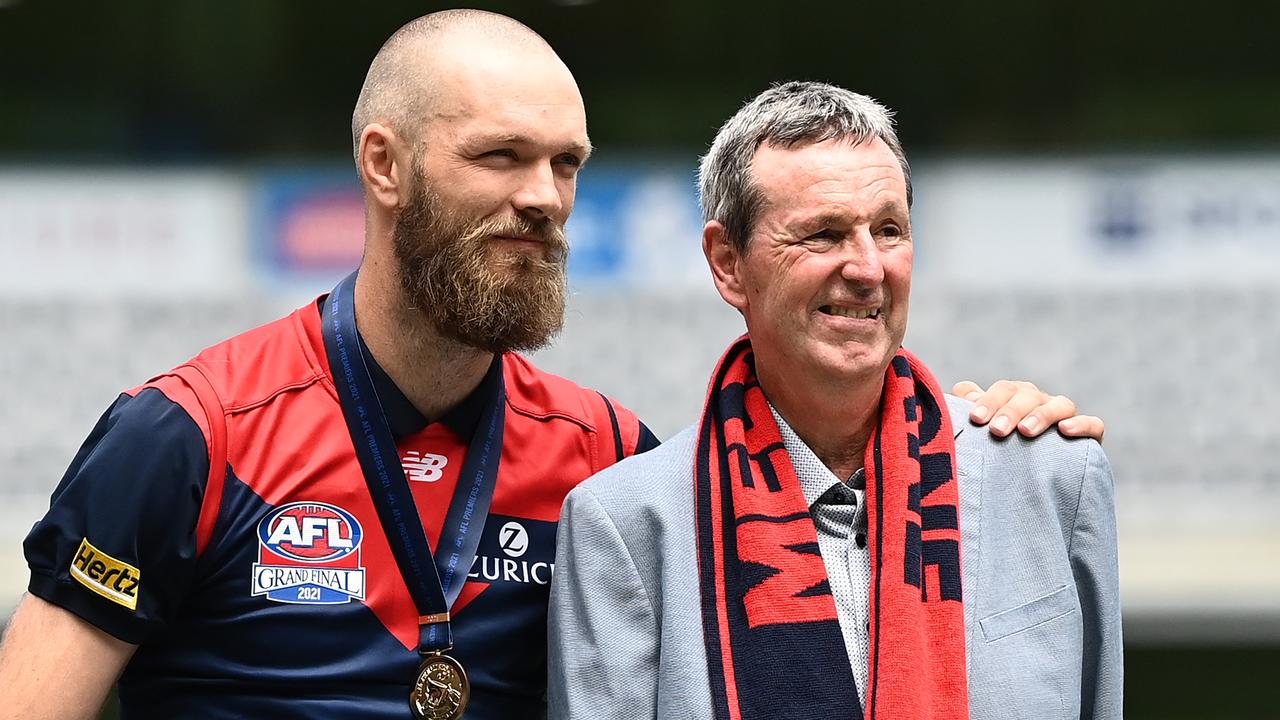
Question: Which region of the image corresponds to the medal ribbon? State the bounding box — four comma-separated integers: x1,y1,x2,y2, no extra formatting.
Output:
321,271,505,655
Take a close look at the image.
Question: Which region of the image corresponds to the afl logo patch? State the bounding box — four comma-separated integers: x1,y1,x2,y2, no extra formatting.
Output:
258,502,363,562
251,502,366,605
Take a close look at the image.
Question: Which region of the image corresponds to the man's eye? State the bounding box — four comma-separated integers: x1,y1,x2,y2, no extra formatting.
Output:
806,229,840,241
878,224,903,237
481,149,518,160
554,153,582,167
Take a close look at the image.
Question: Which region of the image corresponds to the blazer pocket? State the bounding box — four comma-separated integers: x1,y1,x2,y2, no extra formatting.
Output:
979,584,1077,643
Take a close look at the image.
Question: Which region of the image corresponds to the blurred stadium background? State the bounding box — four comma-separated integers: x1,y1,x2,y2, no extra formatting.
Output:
2,1,1277,717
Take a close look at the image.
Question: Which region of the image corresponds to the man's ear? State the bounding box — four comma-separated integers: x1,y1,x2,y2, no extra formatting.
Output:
357,123,406,211
703,220,748,312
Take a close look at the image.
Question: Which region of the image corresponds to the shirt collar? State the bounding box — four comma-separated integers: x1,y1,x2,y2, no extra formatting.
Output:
768,403,865,509
318,296,499,440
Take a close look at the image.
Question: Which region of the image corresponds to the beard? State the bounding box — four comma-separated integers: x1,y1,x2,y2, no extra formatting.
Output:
392,174,569,354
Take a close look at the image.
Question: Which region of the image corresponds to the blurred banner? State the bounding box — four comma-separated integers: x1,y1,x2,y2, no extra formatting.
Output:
252,170,366,281
246,164,709,290
245,163,710,290
913,158,1280,284
5,158,1280,296
0,171,250,297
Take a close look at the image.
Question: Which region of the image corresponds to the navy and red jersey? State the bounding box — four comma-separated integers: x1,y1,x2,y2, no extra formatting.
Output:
23,296,659,719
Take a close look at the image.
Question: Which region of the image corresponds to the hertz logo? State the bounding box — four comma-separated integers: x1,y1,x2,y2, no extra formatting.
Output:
70,538,140,610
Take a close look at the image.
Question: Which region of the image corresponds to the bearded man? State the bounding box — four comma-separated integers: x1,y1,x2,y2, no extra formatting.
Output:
0,13,1102,720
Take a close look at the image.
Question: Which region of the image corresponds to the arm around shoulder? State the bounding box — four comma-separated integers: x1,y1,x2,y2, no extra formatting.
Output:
0,593,136,720
1069,441,1123,719
548,486,660,720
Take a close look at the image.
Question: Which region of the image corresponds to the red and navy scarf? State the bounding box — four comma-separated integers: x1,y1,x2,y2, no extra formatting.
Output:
695,335,968,720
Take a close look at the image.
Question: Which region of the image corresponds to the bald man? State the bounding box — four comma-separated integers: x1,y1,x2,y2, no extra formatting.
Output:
0,10,1102,720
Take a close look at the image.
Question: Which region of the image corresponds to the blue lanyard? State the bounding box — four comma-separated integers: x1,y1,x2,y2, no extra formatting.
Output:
321,271,505,654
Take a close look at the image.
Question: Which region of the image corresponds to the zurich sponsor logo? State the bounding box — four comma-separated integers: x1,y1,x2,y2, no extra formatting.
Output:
498,521,529,558
252,502,366,605
469,520,554,585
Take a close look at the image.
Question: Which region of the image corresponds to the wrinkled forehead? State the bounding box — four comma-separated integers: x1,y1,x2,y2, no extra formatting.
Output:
750,137,907,207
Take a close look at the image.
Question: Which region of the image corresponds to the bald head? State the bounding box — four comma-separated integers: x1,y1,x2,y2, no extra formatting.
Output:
351,10,567,165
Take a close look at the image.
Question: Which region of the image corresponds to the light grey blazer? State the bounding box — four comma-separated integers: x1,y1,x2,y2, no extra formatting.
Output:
548,396,1122,719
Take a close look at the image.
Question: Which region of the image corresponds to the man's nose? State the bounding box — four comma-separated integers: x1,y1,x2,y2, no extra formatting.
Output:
510,162,563,219
838,230,885,285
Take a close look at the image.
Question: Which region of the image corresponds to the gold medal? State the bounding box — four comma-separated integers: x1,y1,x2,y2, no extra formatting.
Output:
410,651,470,720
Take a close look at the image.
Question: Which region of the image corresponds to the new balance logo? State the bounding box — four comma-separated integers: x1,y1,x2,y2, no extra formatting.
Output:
402,451,448,483
70,538,140,610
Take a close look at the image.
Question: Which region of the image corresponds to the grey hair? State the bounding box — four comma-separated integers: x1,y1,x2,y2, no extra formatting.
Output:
697,81,912,250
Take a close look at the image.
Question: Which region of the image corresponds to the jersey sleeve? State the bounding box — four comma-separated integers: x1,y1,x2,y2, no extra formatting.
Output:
634,421,661,455
591,391,662,467
23,386,212,644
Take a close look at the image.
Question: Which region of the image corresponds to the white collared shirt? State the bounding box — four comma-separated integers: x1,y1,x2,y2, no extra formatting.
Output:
770,404,872,708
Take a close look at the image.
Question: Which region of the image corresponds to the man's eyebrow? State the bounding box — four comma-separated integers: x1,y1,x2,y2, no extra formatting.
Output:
463,133,593,159
788,202,910,230
876,199,910,218
788,210,851,230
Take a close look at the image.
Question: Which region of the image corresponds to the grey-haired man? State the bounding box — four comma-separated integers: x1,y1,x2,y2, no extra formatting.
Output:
549,82,1121,720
